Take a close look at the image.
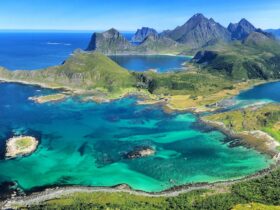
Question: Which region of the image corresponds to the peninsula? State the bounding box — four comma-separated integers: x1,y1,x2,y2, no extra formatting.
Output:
29,93,67,104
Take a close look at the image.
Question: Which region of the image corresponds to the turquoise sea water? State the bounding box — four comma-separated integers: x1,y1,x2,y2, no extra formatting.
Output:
0,83,271,192
0,33,277,193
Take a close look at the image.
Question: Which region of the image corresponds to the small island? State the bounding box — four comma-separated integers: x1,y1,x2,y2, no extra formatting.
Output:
29,94,67,104
125,146,155,159
5,136,39,159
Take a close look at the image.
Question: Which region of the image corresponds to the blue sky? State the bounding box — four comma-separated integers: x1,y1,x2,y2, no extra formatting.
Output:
0,0,279,31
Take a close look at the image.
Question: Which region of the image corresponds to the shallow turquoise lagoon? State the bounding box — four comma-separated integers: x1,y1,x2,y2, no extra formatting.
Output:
0,83,272,192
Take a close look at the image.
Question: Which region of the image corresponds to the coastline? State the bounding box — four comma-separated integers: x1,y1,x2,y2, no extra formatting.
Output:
1,162,279,209
5,136,39,159
107,53,193,58
0,79,279,208
200,118,280,157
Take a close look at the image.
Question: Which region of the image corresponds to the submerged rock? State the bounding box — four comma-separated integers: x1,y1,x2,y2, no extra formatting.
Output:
125,146,155,159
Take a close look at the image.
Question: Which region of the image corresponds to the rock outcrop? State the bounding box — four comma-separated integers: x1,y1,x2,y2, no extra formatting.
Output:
85,13,277,55
87,28,180,54
125,146,155,159
131,27,158,43
86,28,134,54
163,13,231,48
5,136,38,159
228,18,256,40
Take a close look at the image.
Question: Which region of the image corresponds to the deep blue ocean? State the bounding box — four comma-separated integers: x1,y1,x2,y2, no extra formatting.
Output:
0,32,92,70
0,32,134,70
0,32,190,72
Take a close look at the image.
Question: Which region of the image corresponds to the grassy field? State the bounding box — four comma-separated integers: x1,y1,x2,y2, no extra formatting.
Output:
204,104,280,142
15,137,34,150
233,203,280,210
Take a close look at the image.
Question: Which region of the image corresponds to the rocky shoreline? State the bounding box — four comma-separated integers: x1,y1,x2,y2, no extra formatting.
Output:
201,118,280,158
5,136,38,159
29,94,67,104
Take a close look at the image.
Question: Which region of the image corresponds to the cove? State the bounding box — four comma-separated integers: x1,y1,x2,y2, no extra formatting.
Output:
110,55,191,72
0,83,272,192
238,81,280,102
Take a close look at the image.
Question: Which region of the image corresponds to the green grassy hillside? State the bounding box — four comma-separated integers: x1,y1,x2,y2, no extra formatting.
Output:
0,50,240,100
193,37,280,80
0,51,136,93
135,70,234,96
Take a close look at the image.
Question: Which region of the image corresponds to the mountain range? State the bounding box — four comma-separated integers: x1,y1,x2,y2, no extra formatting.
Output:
86,13,276,55
131,27,158,43
266,29,280,39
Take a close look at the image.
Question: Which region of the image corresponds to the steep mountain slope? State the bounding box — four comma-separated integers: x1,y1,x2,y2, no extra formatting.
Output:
193,32,280,80
86,28,134,54
163,13,231,48
228,18,256,40
136,34,183,54
0,51,135,92
87,28,183,54
131,27,158,43
86,14,278,55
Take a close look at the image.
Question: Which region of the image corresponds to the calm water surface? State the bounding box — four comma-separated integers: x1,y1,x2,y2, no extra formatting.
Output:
0,32,133,70
238,81,280,102
0,83,271,192
110,55,190,72
0,33,277,193
0,32,188,72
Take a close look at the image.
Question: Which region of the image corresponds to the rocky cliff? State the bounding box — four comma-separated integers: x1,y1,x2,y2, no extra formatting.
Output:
131,27,158,43
86,28,134,54
228,18,256,40
163,13,231,48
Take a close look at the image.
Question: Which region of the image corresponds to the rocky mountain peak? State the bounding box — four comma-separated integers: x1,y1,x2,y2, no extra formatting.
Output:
227,23,238,32
164,13,230,48
228,18,256,40
132,27,158,43
86,28,132,53
103,28,121,38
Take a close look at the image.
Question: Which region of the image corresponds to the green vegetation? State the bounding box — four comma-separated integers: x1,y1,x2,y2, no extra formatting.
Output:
0,51,136,94
24,168,280,210
204,103,280,141
5,136,38,158
233,203,280,210
194,40,280,81
0,37,280,106
135,71,233,96
0,50,250,109
15,137,33,149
